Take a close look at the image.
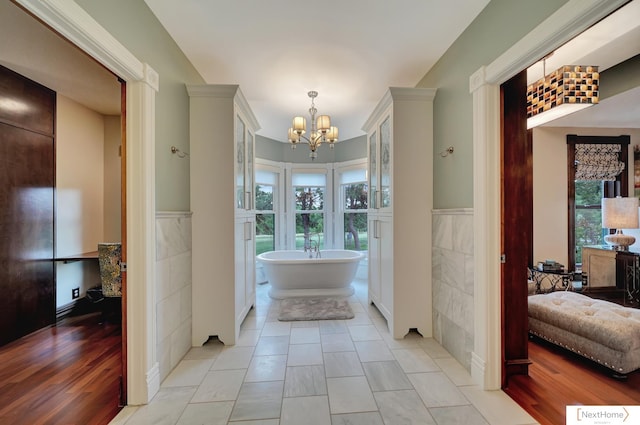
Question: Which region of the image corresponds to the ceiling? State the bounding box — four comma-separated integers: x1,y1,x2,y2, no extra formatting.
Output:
527,0,640,128
143,0,491,141
2,0,638,134
0,2,121,116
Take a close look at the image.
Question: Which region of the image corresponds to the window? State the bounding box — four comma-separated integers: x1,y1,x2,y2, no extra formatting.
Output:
567,135,630,270
255,169,277,255
293,173,326,250
339,168,368,251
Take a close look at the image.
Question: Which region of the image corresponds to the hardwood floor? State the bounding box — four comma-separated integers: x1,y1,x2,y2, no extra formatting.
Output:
504,336,640,425
0,310,122,425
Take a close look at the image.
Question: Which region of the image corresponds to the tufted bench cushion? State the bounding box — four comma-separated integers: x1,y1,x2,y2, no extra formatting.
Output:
528,291,640,374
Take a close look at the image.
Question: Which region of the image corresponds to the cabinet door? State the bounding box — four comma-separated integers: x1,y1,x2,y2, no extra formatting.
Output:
379,116,391,210
244,218,256,308
379,216,393,317
235,116,246,210
246,129,254,211
368,131,378,210
368,217,381,304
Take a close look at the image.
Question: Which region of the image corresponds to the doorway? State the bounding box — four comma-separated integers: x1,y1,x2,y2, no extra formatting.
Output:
0,0,127,412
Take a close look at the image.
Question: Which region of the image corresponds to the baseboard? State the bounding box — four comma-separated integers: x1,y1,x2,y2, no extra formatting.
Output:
56,300,80,320
56,297,99,321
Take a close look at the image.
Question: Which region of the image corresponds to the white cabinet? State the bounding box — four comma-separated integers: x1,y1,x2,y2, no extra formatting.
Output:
188,84,260,345
364,87,436,338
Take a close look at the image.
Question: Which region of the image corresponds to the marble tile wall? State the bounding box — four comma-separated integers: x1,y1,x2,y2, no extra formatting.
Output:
156,211,193,382
432,208,474,372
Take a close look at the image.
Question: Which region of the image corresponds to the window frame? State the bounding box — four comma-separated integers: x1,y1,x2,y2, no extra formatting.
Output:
567,134,630,271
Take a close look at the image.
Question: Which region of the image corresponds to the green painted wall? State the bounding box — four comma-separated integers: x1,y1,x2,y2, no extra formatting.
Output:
256,135,367,164
417,0,569,208
75,0,205,211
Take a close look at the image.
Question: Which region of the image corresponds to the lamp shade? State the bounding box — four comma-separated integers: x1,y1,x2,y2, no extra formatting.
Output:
602,197,639,229
326,126,338,142
292,116,306,134
287,128,299,143
316,115,331,132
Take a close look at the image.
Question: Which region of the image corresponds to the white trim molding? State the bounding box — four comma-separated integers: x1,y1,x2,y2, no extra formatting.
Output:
469,0,629,390
432,208,473,216
156,211,193,219
15,0,160,405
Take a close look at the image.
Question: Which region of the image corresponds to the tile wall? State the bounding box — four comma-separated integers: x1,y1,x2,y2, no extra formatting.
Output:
432,208,474,371
156,211,193,382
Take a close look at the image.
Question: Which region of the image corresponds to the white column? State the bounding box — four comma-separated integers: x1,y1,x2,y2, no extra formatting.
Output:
469,66,501,390
126,64,159,404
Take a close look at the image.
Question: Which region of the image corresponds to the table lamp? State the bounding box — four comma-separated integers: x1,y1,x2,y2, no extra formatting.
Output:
602,196,639,250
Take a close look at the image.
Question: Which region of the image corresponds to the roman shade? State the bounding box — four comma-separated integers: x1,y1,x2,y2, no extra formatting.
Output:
574,143,625,181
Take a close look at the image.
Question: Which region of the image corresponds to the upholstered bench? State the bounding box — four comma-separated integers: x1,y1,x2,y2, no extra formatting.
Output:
528,291,640,376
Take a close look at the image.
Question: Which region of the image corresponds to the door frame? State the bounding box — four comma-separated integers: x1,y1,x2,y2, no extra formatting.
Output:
14,0,160,404
469,0,629,390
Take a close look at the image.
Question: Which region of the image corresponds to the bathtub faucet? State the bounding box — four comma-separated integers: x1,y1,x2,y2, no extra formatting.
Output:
304,233,322,258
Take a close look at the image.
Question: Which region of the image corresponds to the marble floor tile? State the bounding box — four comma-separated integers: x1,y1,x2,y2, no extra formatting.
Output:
353,340,395,362
320,332,355,352
230,381,284,422
361,361,413,391
392,347,440,373
240,313,267,331
191,369,246,402
287,343,324,366
459,386,537,425
182,339,224,360
330,412,384,425
161,358,214,387
318,319,348,335
283,365,327,397
261,321,292,337
348,325,382,341
408,372,469,408
290,320,319,328
419,337,454,358
290,327,321,344
121,280,540,425
175,401,234,425
236,329,261,346
326,376,377,414
348,312,373,325
245,355,287,382
254,335,290,356
323,351,364,378
280,396,331,425
124,386,196,425
374,389,436,425
435,357,475,386
429,405,490,425
211,346,255,370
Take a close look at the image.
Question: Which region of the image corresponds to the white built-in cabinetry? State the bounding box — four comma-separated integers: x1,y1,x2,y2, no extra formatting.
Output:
188,84,259,346
364,87,436,339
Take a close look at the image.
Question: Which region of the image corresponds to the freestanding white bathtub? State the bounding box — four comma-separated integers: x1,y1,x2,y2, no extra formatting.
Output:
256,249,364,299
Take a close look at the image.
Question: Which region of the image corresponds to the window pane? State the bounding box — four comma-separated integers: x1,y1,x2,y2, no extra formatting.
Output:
256,184,273,211
344,212,368,251
574,180,604,264
295,186,324,211
256,213,275,255
575,180,602,206
295,213,324,249
343,183,368,210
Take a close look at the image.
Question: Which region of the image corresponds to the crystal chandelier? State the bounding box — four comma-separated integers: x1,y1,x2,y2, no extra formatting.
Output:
288,91,338,160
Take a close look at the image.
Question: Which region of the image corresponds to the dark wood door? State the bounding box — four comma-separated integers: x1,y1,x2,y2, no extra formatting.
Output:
501,69,532,385
0,65,55,346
